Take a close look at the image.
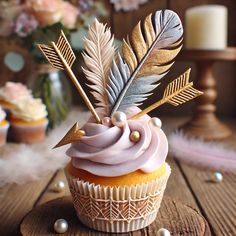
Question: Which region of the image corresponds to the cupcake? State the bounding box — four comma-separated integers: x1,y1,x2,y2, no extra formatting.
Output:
0,82,32,111
39,10,202,233
10,98,48,144
65,109,170,232
0,106,9,146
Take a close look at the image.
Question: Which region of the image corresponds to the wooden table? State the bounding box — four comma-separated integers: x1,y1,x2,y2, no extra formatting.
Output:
0,117,235,236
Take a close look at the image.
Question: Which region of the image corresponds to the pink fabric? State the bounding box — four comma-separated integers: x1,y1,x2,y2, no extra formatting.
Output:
66,115,168,177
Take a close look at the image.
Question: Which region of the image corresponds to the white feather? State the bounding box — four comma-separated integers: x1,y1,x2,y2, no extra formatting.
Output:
82,19,115,115
0,108,90,187
169,131,236,171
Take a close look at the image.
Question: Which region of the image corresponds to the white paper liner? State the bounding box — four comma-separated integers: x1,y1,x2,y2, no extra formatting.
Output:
65,163,171,233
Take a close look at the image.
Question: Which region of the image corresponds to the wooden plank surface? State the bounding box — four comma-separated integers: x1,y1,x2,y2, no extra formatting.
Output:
21,196,209,236
177,120,236,236
35,170,70,206
0,174,54,236
179,163,236,236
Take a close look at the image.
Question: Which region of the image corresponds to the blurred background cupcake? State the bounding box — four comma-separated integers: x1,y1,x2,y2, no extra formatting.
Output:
10,98,48,144
0,82,32,112
0,106,9,146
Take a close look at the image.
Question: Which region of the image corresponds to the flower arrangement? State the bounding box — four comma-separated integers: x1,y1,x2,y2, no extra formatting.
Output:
0,0,107,128
0,0,107,62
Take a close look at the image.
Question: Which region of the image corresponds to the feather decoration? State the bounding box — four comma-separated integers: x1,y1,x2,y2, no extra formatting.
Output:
107,54,163,111
82,19,115,115
109,10,183,114
169,131,236,171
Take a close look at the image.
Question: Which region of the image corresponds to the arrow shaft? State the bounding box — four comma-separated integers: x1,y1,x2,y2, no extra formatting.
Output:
52,42,101,123
131,99,165,120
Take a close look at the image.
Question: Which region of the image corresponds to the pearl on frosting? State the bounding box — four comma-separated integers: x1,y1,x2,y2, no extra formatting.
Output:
111,111,127,128
149,117,162,128
102,117,112,127
130,130,140,142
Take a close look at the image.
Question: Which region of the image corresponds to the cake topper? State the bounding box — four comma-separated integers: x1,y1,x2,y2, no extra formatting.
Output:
132,69,203,119
108,11,183,114
38,31,101,123
38,10,203,148
82,19,115,116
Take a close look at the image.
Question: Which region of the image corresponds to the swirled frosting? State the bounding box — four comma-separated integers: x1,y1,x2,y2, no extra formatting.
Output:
0,106,6,122
11,98,48,121
0,82,32,104
66,109,168,177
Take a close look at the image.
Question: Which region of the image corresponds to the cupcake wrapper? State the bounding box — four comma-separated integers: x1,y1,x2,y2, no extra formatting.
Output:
65,163,171,233
10,121,48,144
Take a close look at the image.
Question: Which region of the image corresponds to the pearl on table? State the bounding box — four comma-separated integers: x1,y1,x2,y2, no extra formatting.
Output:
102,117,112,127
157,228,171,236
149,117,162,128
54,219,68,234
213,172,223,183
130,130,141,142
111,111,127,128
53,181,65,193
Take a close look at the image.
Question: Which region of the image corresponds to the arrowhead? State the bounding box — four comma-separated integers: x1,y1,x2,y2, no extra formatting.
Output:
53,122,85,149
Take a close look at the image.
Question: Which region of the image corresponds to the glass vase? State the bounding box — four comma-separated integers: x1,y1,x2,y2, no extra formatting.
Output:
29,64,72,129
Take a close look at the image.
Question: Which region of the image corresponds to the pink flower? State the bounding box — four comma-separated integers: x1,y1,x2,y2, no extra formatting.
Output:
61,1,79,29
0,1,25,36
14,12,38,37
26,0,62,27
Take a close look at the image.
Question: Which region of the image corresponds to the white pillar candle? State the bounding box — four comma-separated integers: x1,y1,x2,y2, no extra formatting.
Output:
185,5,228,50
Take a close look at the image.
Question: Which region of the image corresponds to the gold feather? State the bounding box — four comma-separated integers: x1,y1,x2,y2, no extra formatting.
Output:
110,10,183,114
123,13,183,78
131,69,203,119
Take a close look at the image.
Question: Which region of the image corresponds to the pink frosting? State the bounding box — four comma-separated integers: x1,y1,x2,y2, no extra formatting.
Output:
66,113,168,177
0,82,32,103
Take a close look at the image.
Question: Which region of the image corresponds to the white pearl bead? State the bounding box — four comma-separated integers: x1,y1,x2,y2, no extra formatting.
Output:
157,228,171,236
111,111,127,128
213,172,223,183
149,117,162,128
102,117,112,127
53,181,65,193
54,219,68,234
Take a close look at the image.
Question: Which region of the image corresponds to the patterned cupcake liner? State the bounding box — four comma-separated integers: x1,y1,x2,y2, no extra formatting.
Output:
10,121,48,144
65,163,171,233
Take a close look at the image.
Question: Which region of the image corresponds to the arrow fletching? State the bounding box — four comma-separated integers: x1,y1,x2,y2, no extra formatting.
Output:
163,68,202,106
38,31,76,70
131,69,203,119
38,30,101,124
